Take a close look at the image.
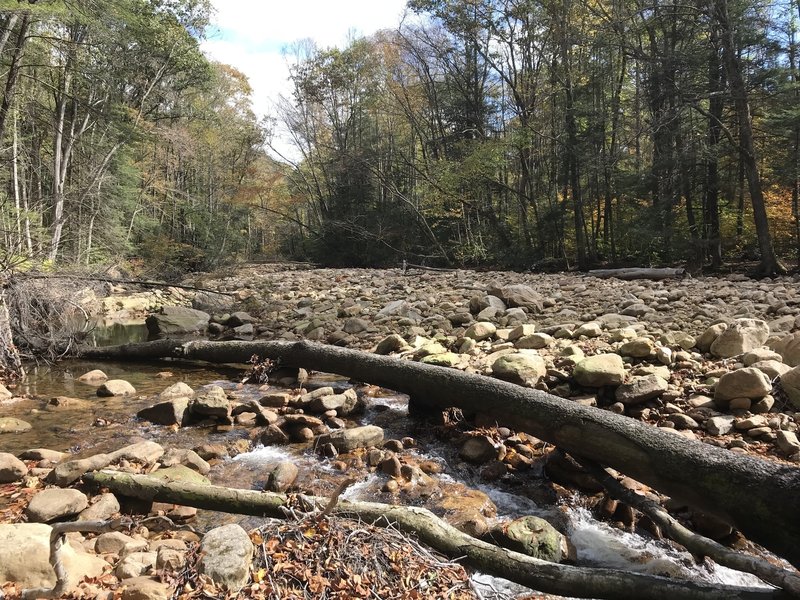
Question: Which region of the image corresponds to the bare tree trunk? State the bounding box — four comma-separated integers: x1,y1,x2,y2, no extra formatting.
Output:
79,339,800,567
0,10,31,144
714,0,785,276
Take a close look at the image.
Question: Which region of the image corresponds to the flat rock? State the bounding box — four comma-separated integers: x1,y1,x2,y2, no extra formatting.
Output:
18,448,65,463
116,551,157,579
159,448,211,475
0,523,105,591
615,375,668,405
198,524,253,592
706,415,736,436
150,464,210,485
487,283,543,312
0,417,32,433
619,337,654,358
573,354,626,387
318,425,384,452
26,488,89,522
78,492,120,521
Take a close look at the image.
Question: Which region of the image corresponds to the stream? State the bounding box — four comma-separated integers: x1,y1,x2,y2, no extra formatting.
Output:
0,337,770,598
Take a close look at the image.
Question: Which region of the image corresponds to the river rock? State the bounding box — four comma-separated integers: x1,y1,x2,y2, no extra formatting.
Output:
706,415,736,436
318,425,384,452
772,331,800,366
46,395,91,410
710,318,770,358
77,369,108,383
159,382,194,399
375,333,410,354
227,311,255,327
696,322,728,353
714,367,773,406
26,488,89,522
97,379,136,397
487,283,543,312
743,348,783,366
78,492,120,521
146,306,210,336
778,365,800,409
465,321,496,341
150,464,210,485
18,448,65,463
421,352,461,367
159,448,211,475
515,333,554,349
751,360,791,380
0,523,105,591
376,300,415,319
266,461,299,492
573,322,602,338
573,354,626,387
619,337,655,358
138,398,189,426
0,417,30,434
459,435,504,464
96,531,148,555
508,324,536,341
614,375,668,405
491,353,546,386
776,430,800,454
119,576,172,600
198,524,253,593
0,453,27,482
116,551,157,579
494,516,564,562
191,385,230,418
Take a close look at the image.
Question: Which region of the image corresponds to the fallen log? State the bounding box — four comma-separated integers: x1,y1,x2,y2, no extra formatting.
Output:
79,339,800,568
85,470,784,600
588,267,686,280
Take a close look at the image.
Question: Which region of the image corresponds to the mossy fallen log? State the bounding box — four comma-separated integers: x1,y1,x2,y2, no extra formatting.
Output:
79,339,800,568
85,470,786,600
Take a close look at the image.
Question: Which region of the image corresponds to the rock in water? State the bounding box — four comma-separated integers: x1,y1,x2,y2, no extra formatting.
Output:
97,379,136,397
198,524,253,592
266,461,299,492
494,516,565,562
318,425,384,452
138,398,189,426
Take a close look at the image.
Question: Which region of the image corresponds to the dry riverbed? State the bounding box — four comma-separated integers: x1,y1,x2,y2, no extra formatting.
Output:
1,263,799,599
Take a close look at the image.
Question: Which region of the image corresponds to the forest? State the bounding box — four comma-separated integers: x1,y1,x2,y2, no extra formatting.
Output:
1,0,800,276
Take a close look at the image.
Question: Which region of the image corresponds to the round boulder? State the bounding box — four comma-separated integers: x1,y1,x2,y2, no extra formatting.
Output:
710,318,769,358
491,352,547,386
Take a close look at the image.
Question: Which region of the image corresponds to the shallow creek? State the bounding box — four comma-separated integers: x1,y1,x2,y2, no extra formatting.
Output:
0,358,768,598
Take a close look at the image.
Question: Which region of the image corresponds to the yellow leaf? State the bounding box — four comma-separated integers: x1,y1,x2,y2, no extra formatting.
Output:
253,568,267,583
303,527,317,538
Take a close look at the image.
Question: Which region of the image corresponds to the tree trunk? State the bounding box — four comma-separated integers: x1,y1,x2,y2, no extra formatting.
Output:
85,470,786,600
0,11,31,144
0,285,24,381
714,0,785,276
79,339,800,567
588,267,686,280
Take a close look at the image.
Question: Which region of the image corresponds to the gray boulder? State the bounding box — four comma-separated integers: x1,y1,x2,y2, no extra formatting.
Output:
192,290,235,313
487,283,543,312
26,488,89,522
494,516,564,562
0,417,31,433
266,461,299,492
615,375,668,405
146,306,210,336
97,379,136,397
198,524,253,592
191,385,230,419
710,318,769,358
778,365,800,410
714,368,773,406
138,398,189,426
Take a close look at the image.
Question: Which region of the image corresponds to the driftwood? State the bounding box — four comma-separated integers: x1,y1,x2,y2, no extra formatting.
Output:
79,339,800,568
86,470,785,600
588,267,686,280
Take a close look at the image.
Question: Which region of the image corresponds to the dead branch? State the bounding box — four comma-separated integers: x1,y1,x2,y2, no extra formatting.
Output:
85,470,785,600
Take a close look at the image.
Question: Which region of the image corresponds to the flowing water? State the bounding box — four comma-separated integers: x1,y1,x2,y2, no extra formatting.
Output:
0,347,771,598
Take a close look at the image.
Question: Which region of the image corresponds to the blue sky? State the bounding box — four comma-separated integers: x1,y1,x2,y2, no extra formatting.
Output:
201,0,409,158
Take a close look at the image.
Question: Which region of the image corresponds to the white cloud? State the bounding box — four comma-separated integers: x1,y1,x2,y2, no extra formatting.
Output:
201,0,409,160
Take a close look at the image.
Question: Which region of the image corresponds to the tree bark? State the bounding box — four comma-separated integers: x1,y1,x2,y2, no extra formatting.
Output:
85,470,786,600
587,267,686,280
78,339,800,567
